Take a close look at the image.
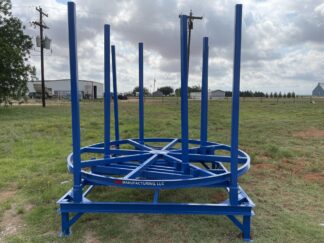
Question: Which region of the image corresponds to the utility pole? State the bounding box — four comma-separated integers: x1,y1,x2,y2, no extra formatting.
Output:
179,11,202,78
153,78,156,93
33,7,49,107
187,10,202,72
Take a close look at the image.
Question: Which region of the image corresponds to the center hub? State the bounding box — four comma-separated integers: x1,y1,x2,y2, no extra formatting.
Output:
149,150,169,155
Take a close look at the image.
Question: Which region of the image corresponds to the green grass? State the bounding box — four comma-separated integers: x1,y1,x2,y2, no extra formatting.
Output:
0,99,324,242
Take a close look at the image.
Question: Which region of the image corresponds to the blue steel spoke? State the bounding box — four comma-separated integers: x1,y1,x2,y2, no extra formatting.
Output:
164,154,215,177
128,139,153,151
123,154,159,179
82,147,147,155
110,149,148,155
81,153,151,168
163,154,182,167
162,139,178,150
170,146,200,153
168,152,246,163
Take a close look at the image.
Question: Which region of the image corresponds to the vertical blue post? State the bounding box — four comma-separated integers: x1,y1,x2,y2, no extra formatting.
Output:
200,37,209,147
111,45,120,146
180,15,189,173
230,4,243,205
104,25,111,157
67,1,82,203
139,43,144,144
61,212,70,236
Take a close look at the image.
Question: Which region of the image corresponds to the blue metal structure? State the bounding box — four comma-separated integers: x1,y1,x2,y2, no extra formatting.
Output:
58,2,254,241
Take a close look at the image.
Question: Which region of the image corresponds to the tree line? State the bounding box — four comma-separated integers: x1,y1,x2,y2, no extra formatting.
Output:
225,91,296,98
131,86,297,98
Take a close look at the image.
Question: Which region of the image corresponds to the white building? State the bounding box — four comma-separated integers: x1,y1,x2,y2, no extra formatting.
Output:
189,90,226,100
27,79,104,99
190,92,201,100
209,90,225,99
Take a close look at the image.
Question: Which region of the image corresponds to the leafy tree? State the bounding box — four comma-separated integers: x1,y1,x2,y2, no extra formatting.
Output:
278,92,282,98
188,85,201,93
132,86,150,96
157,86,173,96
0,0,35,104
270,92,273,98
175,86,201,97
292,92,296,98
225,91,232,97
274,92,278,98
175,88,180,96
287,92,291,98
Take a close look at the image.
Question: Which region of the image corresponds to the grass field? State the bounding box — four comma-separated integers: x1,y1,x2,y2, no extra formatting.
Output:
0,99,323,242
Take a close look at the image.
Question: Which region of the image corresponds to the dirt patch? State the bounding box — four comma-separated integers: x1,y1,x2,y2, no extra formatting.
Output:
0,190,16,203
278,158,309,175
0,204,24,241
84,230,101,243
253,163,277,170
304,173,324,183
210,191,227,203
293,129,324,138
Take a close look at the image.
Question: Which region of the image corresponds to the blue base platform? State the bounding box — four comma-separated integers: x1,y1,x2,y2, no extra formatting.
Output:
58,138,255,241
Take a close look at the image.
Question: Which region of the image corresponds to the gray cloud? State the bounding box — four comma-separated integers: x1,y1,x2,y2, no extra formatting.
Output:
11,0,324,94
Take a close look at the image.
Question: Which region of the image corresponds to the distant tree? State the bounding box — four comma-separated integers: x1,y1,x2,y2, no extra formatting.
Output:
274,92,278,98
283,93,287,98
287,92,291,98
0,0,35,104
132,86,150,96
175,86,201,97
157,86,173,96
265,93,269,98
292,92,296,98
225,91,232,97
188,85,201,93
175,88,180,96
278,92,282,98
270,92,273,98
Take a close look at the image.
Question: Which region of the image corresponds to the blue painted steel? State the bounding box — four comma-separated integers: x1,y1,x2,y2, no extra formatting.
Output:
60,3,254,241
104,24,111,157
139,43,144,144
67,2,82,203
243,216,251,241
111,45,120,145
65,137,251,189
200,37,209,146
230,4,243,206
180,15,189,173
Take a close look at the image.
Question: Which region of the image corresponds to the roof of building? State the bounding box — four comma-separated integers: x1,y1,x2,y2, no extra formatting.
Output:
211,89,225,93
28,79,103,84
317,83,324,89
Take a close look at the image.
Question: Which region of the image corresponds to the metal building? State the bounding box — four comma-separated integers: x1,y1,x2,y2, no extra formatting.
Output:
209,89,225,99
189,90,225,100
312,83,324,96
27,79,104,99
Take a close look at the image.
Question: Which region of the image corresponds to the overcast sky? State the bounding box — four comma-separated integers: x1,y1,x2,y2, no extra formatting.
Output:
11,0,324,94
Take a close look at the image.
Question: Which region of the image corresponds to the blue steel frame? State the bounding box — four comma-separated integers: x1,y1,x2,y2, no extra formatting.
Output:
58,2,254,241
111,45,120,145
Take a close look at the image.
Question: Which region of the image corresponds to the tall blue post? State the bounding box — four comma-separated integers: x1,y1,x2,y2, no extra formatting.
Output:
230,4,243,205
67,2,82,202
139,43,144,144
104,25,111,157
200,37,209,147
180,15,189,173
111,45,120,146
